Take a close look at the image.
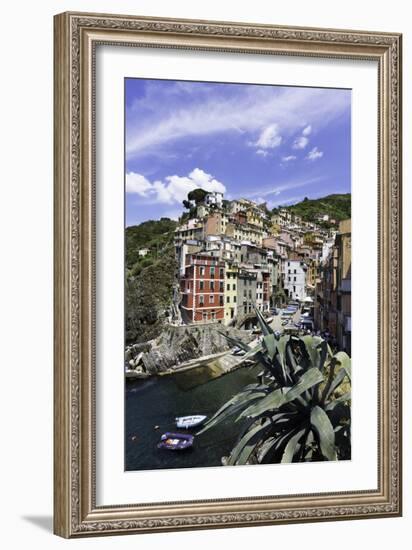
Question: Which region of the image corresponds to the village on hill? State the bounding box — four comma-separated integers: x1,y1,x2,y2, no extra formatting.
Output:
163,189,351,355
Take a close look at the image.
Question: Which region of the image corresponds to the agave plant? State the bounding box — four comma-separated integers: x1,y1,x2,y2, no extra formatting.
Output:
197,308,351,465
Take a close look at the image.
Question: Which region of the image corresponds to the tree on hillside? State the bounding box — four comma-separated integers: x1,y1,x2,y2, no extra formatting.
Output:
188,188,208,204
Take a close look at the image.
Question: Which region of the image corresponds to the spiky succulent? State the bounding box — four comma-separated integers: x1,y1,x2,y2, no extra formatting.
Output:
198,309,351,465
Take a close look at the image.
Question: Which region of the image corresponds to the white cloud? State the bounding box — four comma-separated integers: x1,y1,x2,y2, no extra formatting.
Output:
125,173,152,196
244,176,324,200
306,147,324,161
292,136,309,150
254,123,282,150
126,168,226,205
126,86,350,159
302,124,312,136
256,149,269,157
281,155,297,162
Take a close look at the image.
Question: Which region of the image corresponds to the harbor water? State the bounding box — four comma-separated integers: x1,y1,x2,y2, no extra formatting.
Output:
125,364,261,471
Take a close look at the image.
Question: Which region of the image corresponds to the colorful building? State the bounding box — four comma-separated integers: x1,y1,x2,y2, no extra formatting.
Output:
224,263,238,324
335,220,351,354
284,259,307,301
237,269,257,317
180,254,225,323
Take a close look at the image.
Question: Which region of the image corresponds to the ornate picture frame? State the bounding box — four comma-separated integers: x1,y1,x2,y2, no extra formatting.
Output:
53,11,402,537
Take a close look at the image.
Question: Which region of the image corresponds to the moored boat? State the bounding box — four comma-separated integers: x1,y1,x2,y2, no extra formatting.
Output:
175,415,207,429
157,432,194,451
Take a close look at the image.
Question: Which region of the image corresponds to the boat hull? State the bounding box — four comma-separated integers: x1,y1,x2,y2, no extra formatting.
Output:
157,432,194,451
175,415,207,429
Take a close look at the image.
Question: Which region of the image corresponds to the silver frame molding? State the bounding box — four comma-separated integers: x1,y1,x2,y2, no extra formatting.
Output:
54,11,402,538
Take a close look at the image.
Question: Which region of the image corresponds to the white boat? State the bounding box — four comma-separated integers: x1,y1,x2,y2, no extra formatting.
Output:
175,415,207,429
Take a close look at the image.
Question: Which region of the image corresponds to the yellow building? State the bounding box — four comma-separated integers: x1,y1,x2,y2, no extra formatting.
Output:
233,224,264,245
246,208,264,228
224,263,238,324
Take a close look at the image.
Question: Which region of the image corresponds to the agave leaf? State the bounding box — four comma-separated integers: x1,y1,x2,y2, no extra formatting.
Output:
285,341,298,373
239,388,288,420
334,351,351,380
323,367,349,401
304,449,314,460
253,306,272,336
242,383,269,393
259,429,300,463
281,429,306,463
275,336,291,383
197,390,266,434
325,391,351,411
218,331,250,352
301,335,326,370
263,333,277,360
240,367,323,421
285,367,324,402
227,419,271,465
242,342,264,360
310,406,337,461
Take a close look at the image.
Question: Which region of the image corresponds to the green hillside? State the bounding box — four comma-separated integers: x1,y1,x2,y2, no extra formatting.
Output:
126,218,178,344
274,193,351,223
126,218,178,271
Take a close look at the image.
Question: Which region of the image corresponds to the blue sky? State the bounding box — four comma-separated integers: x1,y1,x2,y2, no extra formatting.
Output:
125,78,351,226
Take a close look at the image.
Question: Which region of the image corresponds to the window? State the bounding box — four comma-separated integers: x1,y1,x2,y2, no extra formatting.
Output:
210,281,215,291
226,296,230,303
294,277,296,282
211,310,216,320
199,266,205,277
244,290,247,297
234,296,237,303
219,296,224,306
232,284,236,291
219,268,224,278
210,295,214,303
210,267,215,278
220,282,224,292
202,312,208,320
199,295,204,305
294,269,297,274
293,286,296,292
199,280,204,291
227,284,230,291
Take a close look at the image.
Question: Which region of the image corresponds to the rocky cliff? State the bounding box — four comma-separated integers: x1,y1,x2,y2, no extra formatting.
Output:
126,323,254,375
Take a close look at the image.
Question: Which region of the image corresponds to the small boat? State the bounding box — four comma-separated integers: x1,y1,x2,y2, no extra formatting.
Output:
175,415,207,429
157,432,194,451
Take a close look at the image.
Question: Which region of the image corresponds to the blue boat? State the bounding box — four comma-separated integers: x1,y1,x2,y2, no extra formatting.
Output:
157,432,194,451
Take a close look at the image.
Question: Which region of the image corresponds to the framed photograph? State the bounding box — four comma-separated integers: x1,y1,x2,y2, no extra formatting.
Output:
54,12,402,537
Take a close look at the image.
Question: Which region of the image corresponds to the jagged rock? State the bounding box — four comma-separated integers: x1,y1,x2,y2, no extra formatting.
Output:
134,324,253,375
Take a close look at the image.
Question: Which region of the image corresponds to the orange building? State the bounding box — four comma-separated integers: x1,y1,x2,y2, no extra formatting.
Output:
180,254,225,323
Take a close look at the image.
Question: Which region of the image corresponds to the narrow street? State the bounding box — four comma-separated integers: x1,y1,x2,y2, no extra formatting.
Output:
268,308,301,333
